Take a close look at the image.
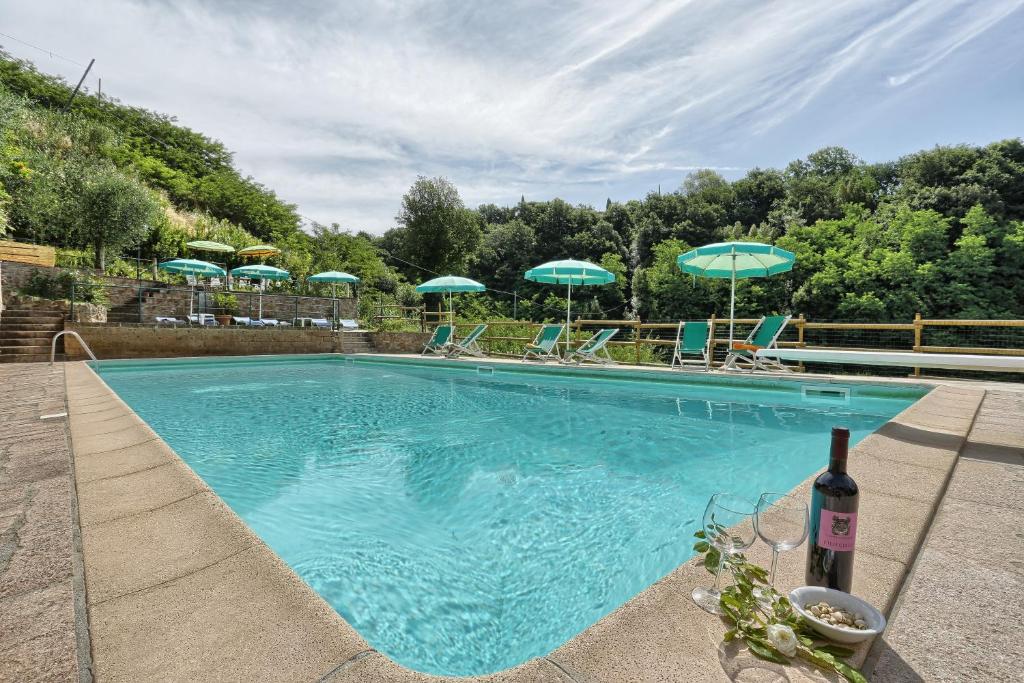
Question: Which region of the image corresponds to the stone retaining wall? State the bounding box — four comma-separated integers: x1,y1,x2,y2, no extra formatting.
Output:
368,331,432,353
63,323,341,359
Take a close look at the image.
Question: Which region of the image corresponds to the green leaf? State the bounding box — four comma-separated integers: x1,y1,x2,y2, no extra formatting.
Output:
721,594,743,614
693,540,710,552
704,548,721,573
817,644,856,659
694,529,706,539
834,660,868,683
723,629,736,642
745,638,789,665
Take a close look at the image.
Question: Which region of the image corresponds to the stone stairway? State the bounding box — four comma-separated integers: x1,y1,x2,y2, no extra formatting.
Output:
106,284,175,324
0,305,66,363
339,331,374,353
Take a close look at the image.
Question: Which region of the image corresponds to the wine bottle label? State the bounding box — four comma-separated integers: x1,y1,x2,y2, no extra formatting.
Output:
817,509,857,551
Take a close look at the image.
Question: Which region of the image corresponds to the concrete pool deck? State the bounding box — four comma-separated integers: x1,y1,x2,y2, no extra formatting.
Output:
2,356,1023,681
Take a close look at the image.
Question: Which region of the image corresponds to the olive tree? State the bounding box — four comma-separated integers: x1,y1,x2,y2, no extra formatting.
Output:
76,167,161,270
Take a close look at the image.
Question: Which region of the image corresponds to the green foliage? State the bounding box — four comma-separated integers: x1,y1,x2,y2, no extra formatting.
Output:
20,269,108,306
212,292,239,314
692,530,867,683
396,176,481,277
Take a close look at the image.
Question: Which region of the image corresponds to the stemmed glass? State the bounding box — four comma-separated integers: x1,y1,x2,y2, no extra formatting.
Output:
754,492,809,596
691,493,757,614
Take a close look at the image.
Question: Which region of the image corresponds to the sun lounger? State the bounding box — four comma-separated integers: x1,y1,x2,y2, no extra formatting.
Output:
422,324,454,355
310,318,332,329
338,319,360,330
523,324,564,362
259,318,291,327
564,328,619,365
755,348,1024,373
155,316,185,327
188,314,218,326
447,324,488,358
671,320,711,371
232,316,264,327
723,315,791,372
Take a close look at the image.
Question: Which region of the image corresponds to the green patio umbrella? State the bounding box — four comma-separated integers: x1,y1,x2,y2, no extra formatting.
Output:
676,241,795,348
524,259,615,352
158,259,227,317
308,271,361,320
238,244,281,258
230,264,290,318
186,240,235,254
415,275,485,329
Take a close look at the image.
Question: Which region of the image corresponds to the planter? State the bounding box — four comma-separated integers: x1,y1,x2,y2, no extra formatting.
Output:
215,315,233,326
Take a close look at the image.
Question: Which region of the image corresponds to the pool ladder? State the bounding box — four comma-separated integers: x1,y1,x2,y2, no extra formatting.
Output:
50,331,99,369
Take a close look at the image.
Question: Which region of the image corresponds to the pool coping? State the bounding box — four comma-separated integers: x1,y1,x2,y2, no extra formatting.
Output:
63,355,988,682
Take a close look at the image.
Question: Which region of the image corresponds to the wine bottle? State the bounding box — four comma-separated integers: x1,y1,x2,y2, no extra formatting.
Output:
805,426,859,592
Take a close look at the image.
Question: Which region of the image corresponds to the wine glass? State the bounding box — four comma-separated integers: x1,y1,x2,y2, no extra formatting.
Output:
754,492,809,596
691,493,757,614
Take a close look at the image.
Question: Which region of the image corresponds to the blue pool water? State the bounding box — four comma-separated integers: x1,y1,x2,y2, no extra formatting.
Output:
99,356,922,675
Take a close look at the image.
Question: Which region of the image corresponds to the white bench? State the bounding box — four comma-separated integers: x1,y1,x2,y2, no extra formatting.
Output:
755,348,1024,373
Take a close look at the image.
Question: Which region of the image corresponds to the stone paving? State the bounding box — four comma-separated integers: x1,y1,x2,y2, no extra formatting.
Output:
0,364,87,682
865,390,1024,682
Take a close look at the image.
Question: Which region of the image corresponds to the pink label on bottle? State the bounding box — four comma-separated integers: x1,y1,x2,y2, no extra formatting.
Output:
818,509,857,551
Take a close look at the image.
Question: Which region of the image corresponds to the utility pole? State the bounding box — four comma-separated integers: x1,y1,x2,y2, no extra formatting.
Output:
513,290,518,320
65,58,95,110
97,77,102,99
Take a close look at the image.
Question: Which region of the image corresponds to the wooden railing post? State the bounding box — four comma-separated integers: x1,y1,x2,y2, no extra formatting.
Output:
913,312,922,377
797,313,806,372
708,314,717,367
634,320,641,365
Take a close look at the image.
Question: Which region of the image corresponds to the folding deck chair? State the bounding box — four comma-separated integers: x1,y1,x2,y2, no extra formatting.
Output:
671,320,712,371
422,324,454,355
563,328,619,365
723,315,792,372
447,324,488,358
522,324,564,362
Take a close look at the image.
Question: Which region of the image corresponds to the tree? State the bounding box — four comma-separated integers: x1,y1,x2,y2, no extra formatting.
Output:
397,176,481,276
75,167,160,269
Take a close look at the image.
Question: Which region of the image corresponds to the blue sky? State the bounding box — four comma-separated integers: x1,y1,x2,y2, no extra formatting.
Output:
2,0,1022,233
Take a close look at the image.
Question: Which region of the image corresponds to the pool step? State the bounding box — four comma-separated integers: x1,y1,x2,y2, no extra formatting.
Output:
339,331,374,353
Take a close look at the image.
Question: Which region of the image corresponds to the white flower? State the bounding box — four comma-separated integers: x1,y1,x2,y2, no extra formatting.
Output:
766,623,798,657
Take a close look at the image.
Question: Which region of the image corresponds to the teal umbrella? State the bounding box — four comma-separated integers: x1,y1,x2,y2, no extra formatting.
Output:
524,259,615,352
308,271,361,320
230,265,290,318
415,275,486,328
676,241,795,347
158,259,227,318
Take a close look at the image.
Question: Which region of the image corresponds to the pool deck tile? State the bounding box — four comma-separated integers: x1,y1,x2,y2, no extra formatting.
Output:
73,423,159,457
73,438,174,484
81,491,254,605
866,394,1024,682
323,653,576,682
89,545,370,683
77,460,204,526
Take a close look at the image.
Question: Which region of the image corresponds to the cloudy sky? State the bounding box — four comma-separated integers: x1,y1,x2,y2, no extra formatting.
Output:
2,0,1022,233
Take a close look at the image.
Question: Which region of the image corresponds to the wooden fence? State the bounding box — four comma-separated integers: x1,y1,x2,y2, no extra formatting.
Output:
417,312,1024,375
0,240,56,267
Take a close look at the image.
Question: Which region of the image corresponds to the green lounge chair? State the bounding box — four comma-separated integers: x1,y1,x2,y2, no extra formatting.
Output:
564,328,619,365
723,315,792,372
447,324,488,358
671,320,711,371
422,324,454,356
523,324,564,362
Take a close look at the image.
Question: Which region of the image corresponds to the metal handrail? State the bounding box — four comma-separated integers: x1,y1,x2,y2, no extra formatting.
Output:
51,331,98,368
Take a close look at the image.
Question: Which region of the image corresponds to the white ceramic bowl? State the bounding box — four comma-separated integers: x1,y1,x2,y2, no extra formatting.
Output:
789,586,886,644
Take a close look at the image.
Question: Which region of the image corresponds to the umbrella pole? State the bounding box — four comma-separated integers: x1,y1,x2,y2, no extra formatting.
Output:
189,284,194,319
449,290,454,330
565,280,572,356
729,262,736,349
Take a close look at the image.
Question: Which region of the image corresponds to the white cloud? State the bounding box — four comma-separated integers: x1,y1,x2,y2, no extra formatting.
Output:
1,0,1021,232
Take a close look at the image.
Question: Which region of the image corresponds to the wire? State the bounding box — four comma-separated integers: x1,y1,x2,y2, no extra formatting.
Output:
0,31,88,67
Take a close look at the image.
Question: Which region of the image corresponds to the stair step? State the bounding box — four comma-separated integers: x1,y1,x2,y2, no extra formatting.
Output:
1,345,52,354
0,330,59,339
0,338,53,347
0,353,63,363
0,312,66,319
0,323,64,331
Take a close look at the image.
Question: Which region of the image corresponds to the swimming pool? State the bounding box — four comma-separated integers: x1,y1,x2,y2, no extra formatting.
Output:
98,356,924,675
